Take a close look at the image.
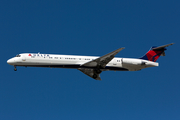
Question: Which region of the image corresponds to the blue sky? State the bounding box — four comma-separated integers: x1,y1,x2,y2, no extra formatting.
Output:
0,0,179,120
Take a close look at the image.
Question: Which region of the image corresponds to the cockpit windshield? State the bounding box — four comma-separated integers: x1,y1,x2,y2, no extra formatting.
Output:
15,54,21,57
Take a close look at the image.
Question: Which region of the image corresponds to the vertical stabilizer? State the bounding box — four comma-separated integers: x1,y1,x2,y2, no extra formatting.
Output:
140,43,174,62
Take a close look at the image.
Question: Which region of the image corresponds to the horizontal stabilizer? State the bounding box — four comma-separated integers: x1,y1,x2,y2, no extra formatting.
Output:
152,43,174,50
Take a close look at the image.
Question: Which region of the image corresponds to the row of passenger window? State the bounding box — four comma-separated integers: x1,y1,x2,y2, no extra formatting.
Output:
31,56,93,60
31,56,121,62
65,58,76,60
117,60,121,62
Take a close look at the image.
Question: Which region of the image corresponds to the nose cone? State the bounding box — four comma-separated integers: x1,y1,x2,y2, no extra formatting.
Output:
7,58,15,65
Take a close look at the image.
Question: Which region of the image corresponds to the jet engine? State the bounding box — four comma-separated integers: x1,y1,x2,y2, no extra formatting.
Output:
122,58,146,66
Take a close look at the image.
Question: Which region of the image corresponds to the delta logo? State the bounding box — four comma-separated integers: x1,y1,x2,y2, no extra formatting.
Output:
28,54,50,57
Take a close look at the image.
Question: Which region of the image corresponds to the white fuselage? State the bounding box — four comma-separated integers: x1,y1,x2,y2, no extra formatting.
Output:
7,53,159,71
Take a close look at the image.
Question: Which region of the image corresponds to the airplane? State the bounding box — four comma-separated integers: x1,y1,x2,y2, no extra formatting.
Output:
7,43,174,80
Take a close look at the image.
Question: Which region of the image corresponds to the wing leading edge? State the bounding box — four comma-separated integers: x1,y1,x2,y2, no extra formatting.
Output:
78,47,125,80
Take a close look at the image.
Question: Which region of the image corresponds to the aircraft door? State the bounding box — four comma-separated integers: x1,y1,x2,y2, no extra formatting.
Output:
22,55,26,61
113,59,117,65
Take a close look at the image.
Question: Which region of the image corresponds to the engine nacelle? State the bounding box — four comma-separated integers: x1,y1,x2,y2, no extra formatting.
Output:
122,58,145,66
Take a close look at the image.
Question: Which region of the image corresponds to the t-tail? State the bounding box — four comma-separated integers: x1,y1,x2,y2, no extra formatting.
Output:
140,43,174,62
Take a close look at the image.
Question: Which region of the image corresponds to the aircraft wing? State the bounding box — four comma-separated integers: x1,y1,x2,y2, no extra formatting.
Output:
78,47,124,80
81,47,125,68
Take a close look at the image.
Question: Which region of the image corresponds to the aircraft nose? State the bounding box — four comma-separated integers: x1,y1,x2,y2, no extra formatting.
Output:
7,58,15,65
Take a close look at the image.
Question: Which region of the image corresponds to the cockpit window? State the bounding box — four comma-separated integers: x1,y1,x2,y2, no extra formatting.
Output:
15,54,21,57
